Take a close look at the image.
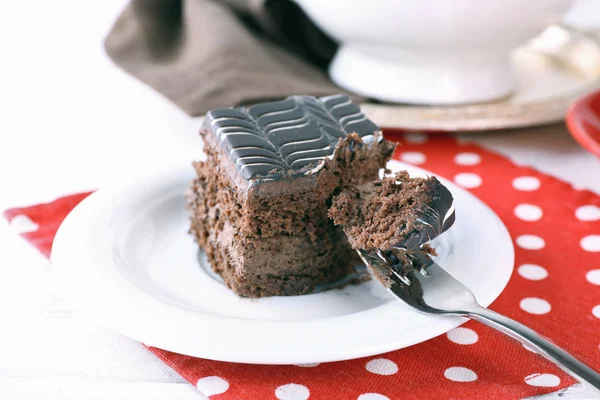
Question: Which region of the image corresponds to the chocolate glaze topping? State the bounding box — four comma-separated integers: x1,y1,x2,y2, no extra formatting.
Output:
388,184,455,274
379,180,455,275
395,182,455,251
204,94,380,180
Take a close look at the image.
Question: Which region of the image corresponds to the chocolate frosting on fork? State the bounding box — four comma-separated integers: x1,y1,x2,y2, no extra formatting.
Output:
393,182,456,251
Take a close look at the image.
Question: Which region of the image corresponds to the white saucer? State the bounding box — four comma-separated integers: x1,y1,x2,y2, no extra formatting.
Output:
360,26,600,131
51,161,514,365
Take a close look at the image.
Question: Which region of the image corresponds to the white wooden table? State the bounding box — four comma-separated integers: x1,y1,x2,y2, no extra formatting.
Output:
0,1,598,398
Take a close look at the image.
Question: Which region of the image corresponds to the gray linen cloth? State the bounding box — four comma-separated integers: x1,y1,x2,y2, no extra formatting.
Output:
105,0,354,115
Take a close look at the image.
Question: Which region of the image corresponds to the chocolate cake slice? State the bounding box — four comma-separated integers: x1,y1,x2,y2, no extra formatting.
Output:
328,171,455,286
188,94,395,297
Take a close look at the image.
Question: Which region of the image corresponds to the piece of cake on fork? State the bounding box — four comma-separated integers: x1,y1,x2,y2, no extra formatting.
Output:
328,172,455,287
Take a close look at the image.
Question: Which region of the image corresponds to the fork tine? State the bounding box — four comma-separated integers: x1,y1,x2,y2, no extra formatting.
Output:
375,249,388,262
389,264,412,286
377,248,418,286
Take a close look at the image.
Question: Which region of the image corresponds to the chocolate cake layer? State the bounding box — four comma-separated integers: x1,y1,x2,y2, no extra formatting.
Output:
329,172,455,286
188,95,395,297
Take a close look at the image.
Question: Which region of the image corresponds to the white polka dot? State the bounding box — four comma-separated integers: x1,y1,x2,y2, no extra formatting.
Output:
446,327,479,345
524,373,561,387
454,152,481,166
444,367,478,382
358,394,390,400
516,235,545,250
365,358,398,375
593,305,600,319
454,173,482,188
275,384,310,400
512,176,540,191
586,270,600,285
575,205,600,221
196,376,229,396
514,204,543,221
403,132,428,143
400,152,426,164
9,215,39,234
581,235,600,252
295,363,320,367
520,298,551,315
518,264,548,281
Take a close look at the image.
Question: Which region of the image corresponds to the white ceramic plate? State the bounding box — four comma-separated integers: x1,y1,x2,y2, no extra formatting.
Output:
52,161,514,365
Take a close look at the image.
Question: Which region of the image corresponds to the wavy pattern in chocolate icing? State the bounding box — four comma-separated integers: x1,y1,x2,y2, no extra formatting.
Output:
395,183,456,250
204,94,380,180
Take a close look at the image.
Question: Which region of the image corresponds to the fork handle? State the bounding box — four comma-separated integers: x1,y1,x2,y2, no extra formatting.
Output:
465,305,600,392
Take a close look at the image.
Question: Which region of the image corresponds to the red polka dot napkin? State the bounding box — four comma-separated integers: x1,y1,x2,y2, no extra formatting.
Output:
4,132,600,400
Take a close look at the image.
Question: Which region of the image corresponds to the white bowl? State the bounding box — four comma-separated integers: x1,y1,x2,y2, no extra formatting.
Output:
294,0,574,104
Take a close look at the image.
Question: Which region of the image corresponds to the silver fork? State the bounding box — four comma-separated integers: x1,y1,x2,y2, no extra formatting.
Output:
357,249,600,393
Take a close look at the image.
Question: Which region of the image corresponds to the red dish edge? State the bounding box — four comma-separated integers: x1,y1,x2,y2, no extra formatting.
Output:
566,90,600,158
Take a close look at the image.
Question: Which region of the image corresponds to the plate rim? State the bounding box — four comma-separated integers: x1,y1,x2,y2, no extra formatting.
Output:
51,161,514,364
